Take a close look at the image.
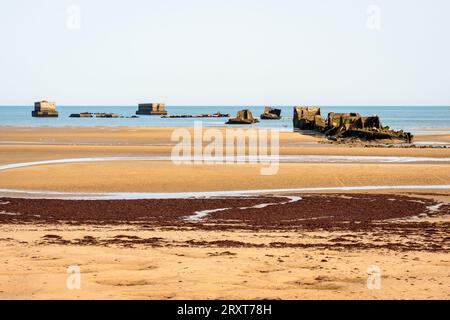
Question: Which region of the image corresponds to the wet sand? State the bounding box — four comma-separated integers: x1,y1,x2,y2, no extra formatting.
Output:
1,161,450,193
0,126,449,299
415,133,450,143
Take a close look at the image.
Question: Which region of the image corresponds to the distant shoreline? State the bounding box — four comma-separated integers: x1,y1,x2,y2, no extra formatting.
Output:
1,125,450,137
1,106,449,131
1,105,450,108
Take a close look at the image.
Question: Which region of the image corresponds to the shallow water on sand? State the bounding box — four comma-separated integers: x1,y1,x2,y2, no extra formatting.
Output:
1,155,450,172
1,185,450,200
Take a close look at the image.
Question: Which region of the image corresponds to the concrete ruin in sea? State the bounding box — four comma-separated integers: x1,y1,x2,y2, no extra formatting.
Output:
260,107,282,120
293,107,412,142
31,101,59,117
69,112,93,118
162,112,230,119
95,112,123,118
136,103,167,115
69,112,133,118
196,112,230,118
226,109,259,124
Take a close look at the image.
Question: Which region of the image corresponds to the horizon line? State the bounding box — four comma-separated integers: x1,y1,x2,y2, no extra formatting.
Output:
0,105,449,108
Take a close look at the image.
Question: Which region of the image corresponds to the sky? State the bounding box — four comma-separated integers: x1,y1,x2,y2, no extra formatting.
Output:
0,0,449,106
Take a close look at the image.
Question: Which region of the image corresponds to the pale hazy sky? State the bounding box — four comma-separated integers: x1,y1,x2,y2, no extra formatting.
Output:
1,0,449,105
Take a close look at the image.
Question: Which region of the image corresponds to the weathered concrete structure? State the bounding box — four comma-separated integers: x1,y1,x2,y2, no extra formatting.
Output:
136,103,167,115
162,112,230,119
293,107,325,130
226,109,259,124
260,107,282,120
69,112,93,118
162,114,193,118
31,101,59,117
95,113,122,118
293,107,412,142
197,112,230,118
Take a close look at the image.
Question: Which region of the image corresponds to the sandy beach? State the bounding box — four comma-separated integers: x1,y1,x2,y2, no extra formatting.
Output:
3,0,450,305
0,126,449,299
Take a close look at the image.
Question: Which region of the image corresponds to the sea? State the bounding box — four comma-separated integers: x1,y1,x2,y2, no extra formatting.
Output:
0,106,449,134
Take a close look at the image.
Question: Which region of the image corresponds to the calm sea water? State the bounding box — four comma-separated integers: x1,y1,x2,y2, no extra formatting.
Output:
0,106,449,133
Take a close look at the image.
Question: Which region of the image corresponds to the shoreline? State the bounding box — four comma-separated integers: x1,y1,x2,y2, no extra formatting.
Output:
0,126,449,195
1,124,449,300
0,126,449,153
